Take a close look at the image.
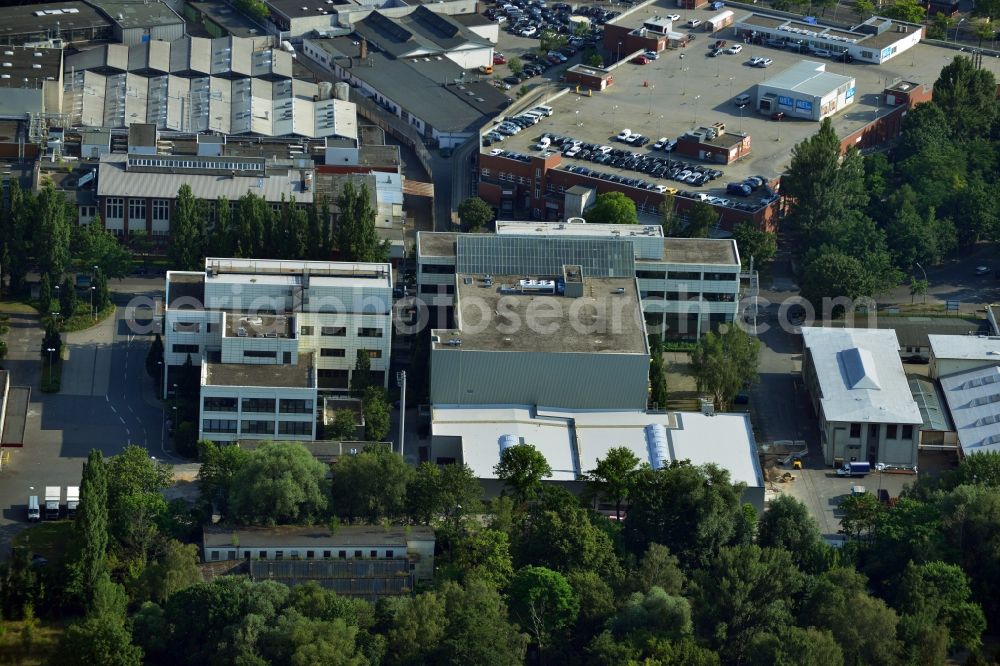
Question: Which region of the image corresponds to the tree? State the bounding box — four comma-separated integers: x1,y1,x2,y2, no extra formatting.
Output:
800,250,876,312
749,627,844,666
142,540,202,605
612,587,692,640
72,450,109,607
60,276,78,318
649,338,668,410
93,267,111,311
384,591,448,666
446,528,515,589
208,197,232,257
73,217,132,278
457,197,493,231
882,0,924,22
259,609,368,666
197,440,250,516
168,184,204,271
2,180,33,295
228,442,329,525
106,446,172,562
33,184,72,279
586,191,638,225
682,201,717,238
623,463,744,569
234,0,269,23
362,386,391,442
508,57,524,76
494,443,552,503
585,51,603,67
91,572,128,622
508,566,579,653
40,320,61,357
895,561,986,652
38,273,51,315
351,349,372,396
909,277,928,305
435,579,528,666
405,462,482,526
732,222,777,267
933,56,998,139
840,491,882,542
585,446,639,519
57,617,143,666
757,495,826,574
329,409,358,441
330,443,412,522
632,543,685,596
539,30,567,53
689,545,804,662
852,0,875,16
689,325,760,411
336,181,389,263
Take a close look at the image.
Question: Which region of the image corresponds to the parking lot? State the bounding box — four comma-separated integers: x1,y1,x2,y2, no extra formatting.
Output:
485,0,1000,199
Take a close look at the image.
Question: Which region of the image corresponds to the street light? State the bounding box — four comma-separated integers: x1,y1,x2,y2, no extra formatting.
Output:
45,347,56,384
617,41,622,63
90,286,96,320
396,371,407,457
692,94,701,126
953,17,966,42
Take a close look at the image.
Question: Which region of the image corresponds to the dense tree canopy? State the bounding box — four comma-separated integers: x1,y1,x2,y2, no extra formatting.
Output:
585,191,638,225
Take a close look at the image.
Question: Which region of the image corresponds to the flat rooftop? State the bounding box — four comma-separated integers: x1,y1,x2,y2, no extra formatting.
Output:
496,220,664,239
929,334,1000,363
189,1,267,39
204,524,434,548
0,46,62,84
167,272,206,309
662,238,739,266
760,60,854,98
0,2,109,39
432,405,764,487
433,273,646,354
204,258,392,289
417,232,458,258
90,0,184,28
204,352,315,388
224,312,295,339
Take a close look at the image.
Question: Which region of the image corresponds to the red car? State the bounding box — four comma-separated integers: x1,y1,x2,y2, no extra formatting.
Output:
493,53,507,65
632,55,650,65
771,111,785,121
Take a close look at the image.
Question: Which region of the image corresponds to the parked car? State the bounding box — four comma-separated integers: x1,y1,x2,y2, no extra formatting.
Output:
975,265,991,275
833,52,854,63
643,50,659,59
493,53,507,64
770,111,785,121
665,13,680,20
709,48,722,57
687,18,702,27
726,44,743,55
714,39,727,49
617,128,632,141
632,55,650,64
653,137,669,150
756,57,773,67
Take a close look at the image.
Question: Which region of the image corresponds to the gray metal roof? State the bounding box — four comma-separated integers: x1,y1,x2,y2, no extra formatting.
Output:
88,0,184,29
1,2,110,40
203,525,434,548
802,327,922,425
929,334,1000,362
940,365,1000,455
760,60,853,98
352,7,491,60
908,375,951,432
455,234,636,278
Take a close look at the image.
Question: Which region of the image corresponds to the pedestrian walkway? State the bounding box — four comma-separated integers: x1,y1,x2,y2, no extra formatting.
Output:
61,309,116,397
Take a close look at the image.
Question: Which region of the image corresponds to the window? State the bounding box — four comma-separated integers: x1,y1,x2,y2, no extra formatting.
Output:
128,198,146,220
358,327,383,338
703,272,733,281
321,326,346,336
106,197,123,219
385,549,394,558
338,550,347,559
300,325,314,336
306,550,314,559
290,550,299,559
243,350,277,359
241,420,274,434
366,350,382,359
636,270,665,280
242,398,275,413
152,199,170,221
211,551,219,561
323,550,332,559
172,344,199,354
420,264,455,274
203,397,237,412
259,551,267,559
172,321,200,333
275,550,284,560
321,348,346,357
850,423,861,438
420,284,454,294
370,550,378,558
667,271,700,280
279,399,313,414
902,425,914,439
278,421,311,436
354,550,363,558
202,419,237,434
886,424,898,439
244,550,250,559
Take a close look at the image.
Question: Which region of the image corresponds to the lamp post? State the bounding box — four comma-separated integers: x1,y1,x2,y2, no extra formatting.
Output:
953,17,966,42
617,41,622,63
46,347,56,384
681,66,689,95
396,370,407,457
692,94,701,126
89,286,95,320
611,104,618,135
915,261,928,304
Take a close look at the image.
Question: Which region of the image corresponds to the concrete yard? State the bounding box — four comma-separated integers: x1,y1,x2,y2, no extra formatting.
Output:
489,0,1000,201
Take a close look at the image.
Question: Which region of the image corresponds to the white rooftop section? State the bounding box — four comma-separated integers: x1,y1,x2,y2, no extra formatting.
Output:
204,257,392,288
802,327,921,425
760,60,854,98
496,220,664,239
929,334,1000,362
432,405,764,488
940,365,1000,455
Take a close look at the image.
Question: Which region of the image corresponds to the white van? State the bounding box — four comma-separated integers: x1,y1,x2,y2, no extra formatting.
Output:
733,93,751,107
27,496,40,522
532,105,554,117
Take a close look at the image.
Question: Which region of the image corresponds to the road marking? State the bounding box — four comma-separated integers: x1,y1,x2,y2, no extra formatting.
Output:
109,404,117,414
119,416,126,424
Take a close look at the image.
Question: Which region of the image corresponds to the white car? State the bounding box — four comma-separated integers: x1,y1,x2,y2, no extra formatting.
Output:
666,13,680,20
597,145,613,154
489,148,503,156
975,265,990,275
687,18,702,27
748,57,764,66
653,137,669,149
726,44,743,55
617,128,632,141
756,57,773,67
644,50,660,60
521,26,537,37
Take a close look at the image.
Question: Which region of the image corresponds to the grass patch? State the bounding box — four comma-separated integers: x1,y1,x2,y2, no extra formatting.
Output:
40,355,62,393
0,300,38,315
661,341,698,352
60,301,114,333
12,522,74,560
0,617,67,666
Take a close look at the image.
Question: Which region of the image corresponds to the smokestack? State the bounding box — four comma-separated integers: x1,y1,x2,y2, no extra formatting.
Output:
359,38,368,61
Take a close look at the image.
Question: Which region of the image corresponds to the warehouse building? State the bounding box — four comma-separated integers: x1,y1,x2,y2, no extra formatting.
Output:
430,405,765,510
165,258,393,442
734,14,923,64
265,0,477,38
416,223,741,340
88,0,186,45
0,2,112,46
0,46,64,120
754,60,856,121
929,335,1000,379
802,327,922,471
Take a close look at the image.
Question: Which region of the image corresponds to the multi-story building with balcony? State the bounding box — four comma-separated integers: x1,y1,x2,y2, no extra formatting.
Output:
164,258,393,442
416,221,741,339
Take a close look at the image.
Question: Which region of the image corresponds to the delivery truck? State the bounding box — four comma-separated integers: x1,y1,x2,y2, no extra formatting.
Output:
836,461,871,477
44,486,61,520
66,486,80,517
27,496,40,522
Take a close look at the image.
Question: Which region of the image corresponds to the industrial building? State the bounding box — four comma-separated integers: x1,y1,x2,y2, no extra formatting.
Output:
416,223,742,340
430,405,765,510
63,35,358,138
0,46,64,120
265,0,477,38
939,365,1000,458
929,334,1000,378
802,327,922,471
733,14,923,64
0,2,112,46
163,258,393,442
754,60,856,122
87,0,186,46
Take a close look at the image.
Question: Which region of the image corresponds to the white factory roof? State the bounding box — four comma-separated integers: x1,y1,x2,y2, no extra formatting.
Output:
496,220,664,239
802,327,921,425
431,405,764,489
760,60,854,98
203,258,393,289
939,365,1000,456
929,334,1000,362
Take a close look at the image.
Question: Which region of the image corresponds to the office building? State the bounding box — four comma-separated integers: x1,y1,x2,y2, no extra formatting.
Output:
754,60,856,122
164,258,393,442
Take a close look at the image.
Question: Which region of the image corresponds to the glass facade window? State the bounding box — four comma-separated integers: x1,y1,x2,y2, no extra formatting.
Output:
321,326,346,336
128,198,146,220
242,398,276,413
106,197,124,219
203,397,237,412
278,421,311,435
456,235,635,278
203,419,237,433
279,399,313,414
321,348,346,357
241,420,274,434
